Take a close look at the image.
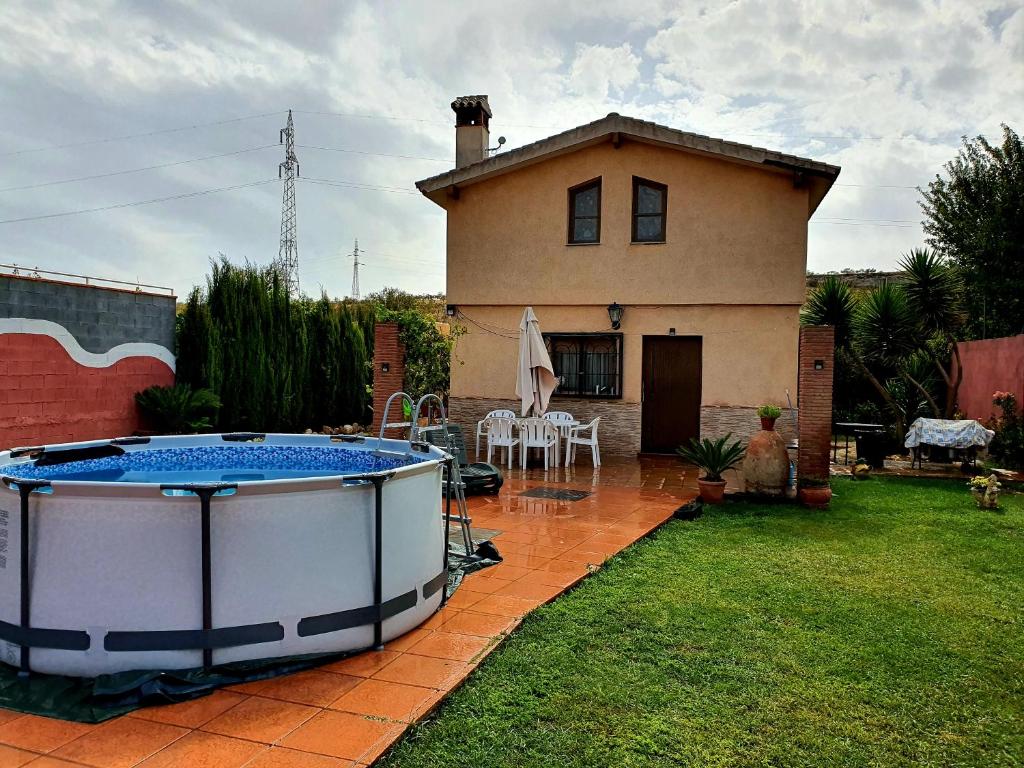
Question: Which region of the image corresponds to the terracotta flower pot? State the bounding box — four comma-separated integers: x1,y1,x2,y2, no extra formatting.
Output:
697,478,727,505
760,416,777,431
798,486,832,509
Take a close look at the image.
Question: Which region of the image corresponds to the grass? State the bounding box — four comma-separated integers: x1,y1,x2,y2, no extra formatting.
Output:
380,477,1024,767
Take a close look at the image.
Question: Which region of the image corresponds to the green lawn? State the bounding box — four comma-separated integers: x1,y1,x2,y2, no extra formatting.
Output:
381,477,1024,768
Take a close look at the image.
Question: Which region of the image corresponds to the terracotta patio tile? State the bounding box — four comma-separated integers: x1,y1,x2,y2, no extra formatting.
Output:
439,610,518,638
129,690,248,729
384,627,432,652
136,730,263,768
201,697,317,744
372,654,469,690
496,554,551,569
51,717,187,768
475,564,530,581
469,594,542,618
229,671,361,708
418,606,461,630
243,746,358,767
493,580,567,602
457,576,513,595
320,650,399,678
0,715,94,754
407,631,492,662
278,711,403,762
516,573,589,589
0,713,23,729
329,679,437,722
441,590,486,611
17,758,82,767
0,744,34,767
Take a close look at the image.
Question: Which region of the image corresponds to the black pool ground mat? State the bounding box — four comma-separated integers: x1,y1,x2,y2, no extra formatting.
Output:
0,538,503,723
519,487,591,501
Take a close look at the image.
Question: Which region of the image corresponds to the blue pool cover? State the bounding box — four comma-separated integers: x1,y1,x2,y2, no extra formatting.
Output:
5,445,425,483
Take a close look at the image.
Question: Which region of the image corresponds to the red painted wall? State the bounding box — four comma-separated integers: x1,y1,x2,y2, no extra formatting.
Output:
0,334,174,449
956,335,1024,420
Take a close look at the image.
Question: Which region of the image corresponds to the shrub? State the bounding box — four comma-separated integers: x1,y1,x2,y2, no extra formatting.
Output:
988,391,1024,469
757,405,782,419
676,434,746,482
135,384,221,434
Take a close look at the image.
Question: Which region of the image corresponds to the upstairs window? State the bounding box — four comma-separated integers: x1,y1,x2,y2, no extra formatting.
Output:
544,333,622,398
568,178,601,244
632,177,667,243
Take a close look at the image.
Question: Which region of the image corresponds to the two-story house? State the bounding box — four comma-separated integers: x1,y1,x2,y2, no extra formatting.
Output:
415,96,840,455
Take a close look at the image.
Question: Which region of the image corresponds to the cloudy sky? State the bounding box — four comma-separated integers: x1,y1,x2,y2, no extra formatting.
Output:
1,0,1021,299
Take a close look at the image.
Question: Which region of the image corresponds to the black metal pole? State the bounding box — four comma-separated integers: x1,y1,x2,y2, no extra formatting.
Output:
13,479,49,678
372,476,384,650
197,487,214,669
442,458,452,607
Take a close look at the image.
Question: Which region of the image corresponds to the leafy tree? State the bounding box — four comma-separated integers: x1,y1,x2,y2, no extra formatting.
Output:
920,125,1024,339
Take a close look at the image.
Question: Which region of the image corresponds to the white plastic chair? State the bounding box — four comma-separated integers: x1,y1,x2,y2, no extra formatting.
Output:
543,411,576,464
476,409,517,459
519,417,560,470
565,417,601,467
486,417,520,469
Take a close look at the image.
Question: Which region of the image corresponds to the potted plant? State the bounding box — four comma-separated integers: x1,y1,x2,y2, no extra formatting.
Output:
797,477,832,508
757,404,782,431
676,434,746,504
852,458,871,479
968,474,1001,509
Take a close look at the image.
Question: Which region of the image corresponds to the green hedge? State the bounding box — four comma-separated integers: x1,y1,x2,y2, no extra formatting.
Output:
175,259,371,432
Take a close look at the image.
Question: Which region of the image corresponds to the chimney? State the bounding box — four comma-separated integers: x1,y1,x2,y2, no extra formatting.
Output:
452,95,491,168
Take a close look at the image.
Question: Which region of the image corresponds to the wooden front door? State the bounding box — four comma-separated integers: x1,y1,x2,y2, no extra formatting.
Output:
641,336,702,454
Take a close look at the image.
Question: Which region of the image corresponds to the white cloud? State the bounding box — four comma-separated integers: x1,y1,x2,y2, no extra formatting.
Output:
568,43,642,99
0,0,1021,297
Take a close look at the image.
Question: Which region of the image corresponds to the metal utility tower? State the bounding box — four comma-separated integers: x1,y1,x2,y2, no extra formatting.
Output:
276,109,300,296
350,239,364,299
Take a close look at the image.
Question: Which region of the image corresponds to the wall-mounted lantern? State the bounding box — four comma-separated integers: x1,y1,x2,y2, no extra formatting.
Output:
607,302,624,330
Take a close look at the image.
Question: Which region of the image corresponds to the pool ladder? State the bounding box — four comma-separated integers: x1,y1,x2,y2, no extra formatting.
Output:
378,392,474,557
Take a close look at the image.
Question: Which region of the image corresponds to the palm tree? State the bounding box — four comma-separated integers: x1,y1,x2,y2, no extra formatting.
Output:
898,248,965,417
803,277,909,436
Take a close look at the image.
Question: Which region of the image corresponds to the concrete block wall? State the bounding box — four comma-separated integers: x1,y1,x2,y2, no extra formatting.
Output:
0,275,176,449
797,325,835,482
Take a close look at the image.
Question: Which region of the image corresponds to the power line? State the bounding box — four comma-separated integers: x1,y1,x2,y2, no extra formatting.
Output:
298,143,451,163
299,177,419,195
0,144,279,193
0,178,278,225
0,111,283,157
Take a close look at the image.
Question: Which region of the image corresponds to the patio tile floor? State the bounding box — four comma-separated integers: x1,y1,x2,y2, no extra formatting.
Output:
0,455,695,767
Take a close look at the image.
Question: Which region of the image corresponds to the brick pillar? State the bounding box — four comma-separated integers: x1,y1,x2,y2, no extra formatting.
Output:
371,322,406,434
797,326,835,483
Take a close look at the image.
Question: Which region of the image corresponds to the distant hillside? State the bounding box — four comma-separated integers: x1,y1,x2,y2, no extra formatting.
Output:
806,270,900,291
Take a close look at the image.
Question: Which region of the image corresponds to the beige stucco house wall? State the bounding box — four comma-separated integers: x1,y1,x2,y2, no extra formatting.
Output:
417,97,839,455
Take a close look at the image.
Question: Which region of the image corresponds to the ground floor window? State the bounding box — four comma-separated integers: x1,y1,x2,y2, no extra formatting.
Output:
544,333,623,398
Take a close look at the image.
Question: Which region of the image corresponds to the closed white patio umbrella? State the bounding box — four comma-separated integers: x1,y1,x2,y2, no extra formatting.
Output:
516,306,558,417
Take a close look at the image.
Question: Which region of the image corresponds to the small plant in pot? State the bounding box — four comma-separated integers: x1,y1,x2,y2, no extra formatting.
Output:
968,474,1001,509
798,477,832,508
757,404,782,431
676,434,746,504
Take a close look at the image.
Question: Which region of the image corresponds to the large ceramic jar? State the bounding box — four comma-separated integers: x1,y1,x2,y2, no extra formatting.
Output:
742,422,790,496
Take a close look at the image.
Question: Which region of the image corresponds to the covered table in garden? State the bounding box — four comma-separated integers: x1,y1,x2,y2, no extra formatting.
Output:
904,418,995,468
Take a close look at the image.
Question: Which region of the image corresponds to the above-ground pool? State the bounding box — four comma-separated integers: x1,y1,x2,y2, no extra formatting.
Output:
0,433,449,677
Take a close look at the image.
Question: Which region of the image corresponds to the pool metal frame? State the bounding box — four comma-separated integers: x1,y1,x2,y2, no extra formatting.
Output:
0,433,454,678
